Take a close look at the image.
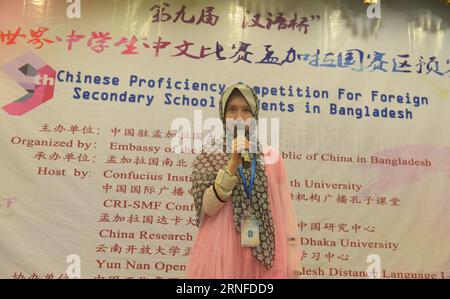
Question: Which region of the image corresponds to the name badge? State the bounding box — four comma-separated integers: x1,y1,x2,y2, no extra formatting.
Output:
241,217,260,247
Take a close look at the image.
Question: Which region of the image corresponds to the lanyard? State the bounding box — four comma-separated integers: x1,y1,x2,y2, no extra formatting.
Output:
238,155,257,204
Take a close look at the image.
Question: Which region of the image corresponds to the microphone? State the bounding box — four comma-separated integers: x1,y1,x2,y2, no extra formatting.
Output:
234,126,251,169
241,127,251,169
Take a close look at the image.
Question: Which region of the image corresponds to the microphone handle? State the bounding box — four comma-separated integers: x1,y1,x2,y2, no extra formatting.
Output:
241,150,251,169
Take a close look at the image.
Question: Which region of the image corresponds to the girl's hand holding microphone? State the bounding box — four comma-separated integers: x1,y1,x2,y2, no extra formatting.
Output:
227,136,250,174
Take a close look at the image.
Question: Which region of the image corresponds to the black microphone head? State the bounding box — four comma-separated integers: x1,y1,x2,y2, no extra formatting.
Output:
241,155,251,169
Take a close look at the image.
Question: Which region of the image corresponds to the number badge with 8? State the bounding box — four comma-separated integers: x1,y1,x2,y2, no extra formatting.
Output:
241,217,260,247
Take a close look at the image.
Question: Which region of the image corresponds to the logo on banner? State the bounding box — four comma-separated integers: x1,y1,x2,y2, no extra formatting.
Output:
1,52,56,116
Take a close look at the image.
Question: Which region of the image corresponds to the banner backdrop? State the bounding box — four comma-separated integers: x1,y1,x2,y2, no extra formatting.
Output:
0,0,449,279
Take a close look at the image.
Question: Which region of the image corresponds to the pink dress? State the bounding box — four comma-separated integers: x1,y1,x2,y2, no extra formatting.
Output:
186,146,301,279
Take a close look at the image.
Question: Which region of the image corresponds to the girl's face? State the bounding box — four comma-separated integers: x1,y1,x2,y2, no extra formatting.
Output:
225,95,253,121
